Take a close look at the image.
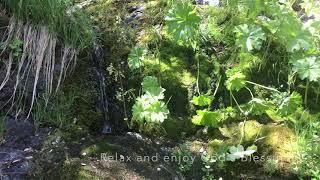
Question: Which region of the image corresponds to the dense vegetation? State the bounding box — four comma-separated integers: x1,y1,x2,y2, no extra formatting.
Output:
0,0,319,179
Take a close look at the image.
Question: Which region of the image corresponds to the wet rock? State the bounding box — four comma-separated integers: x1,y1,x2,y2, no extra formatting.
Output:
3,117,34,149
0,150,33,180
126,132,151,143
124,5,145,26
0,117,49,179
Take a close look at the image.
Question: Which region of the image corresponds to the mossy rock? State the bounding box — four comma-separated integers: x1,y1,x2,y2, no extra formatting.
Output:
80,140,121,157
259,124,298,171
60,158,99,180
208,139,229,155
219,120,263,144
213,121,298,172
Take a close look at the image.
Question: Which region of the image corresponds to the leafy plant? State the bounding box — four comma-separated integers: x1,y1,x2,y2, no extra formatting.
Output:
132,76,169,125
277,92,302,117
225,68,246,91
165,1,201,45
263,2,314,52
292,56,320,104
172,144,194,174
247,98,270,116
234,24,266,52
9,38,23,58
292,57,320,82
34,91,76,128
7,0,94,49
128,46,147,70
201,153,216,180
142,76,165,99
263,159,279,176
227,0,265,18
192,109,223,127
293,117,320,179
191,94,214,107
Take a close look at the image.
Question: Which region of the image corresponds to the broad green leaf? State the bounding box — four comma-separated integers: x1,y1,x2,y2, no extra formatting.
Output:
227,0,265,18
132,95,169,124
266,109,286,122
225,68,246,91
132,98,148,122
142,76,165,99
192,110,222,127
132,76,169,124
248,98,270,116
191,95,214,107
263,3,314,52
165,1,201,44
128,46,147,70
147,101,170,123
234,24,266,52
243,0,265,18
277,92,302,116
292,57,320,82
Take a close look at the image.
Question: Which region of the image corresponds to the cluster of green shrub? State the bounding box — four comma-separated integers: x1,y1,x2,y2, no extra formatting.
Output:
124,0,320,179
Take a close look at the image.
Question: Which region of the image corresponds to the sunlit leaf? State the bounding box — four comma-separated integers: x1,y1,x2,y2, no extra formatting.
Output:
226,68,246,91
292,57,320,82
191,95,214,107
132,95,169,124
142,76,165,99
165,1,201,44
192,110,223,127
234,24,266,52
248,98,270,115
128,46,147,70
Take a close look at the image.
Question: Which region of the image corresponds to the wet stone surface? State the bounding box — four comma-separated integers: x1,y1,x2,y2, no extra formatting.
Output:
125,5,145,27
0,117,50,179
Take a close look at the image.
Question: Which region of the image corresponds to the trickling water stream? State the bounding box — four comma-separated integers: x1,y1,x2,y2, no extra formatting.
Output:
91,40,112,134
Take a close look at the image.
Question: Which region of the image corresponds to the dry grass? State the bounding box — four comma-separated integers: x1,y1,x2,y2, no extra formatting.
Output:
0,18,78,119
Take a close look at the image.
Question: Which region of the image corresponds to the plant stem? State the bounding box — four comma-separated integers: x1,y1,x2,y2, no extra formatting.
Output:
245,86,254,99
246,81,280,93
239,118,247,145
196,53,200,95
305,80,310,105
213,75,221,97
316,85,320,104
230,91,244,114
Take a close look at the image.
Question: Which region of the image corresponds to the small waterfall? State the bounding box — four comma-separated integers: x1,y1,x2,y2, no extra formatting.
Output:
92,40,112,134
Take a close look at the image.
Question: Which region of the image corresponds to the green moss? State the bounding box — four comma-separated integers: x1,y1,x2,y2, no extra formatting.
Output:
62,55,104,133
60,158,99,180
219,120,263,144
217,121,298,168
162,116,195,139
144,41,213,116
208,139,229,155
259,124,298,170
61,124,89,141
81,140,121,157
